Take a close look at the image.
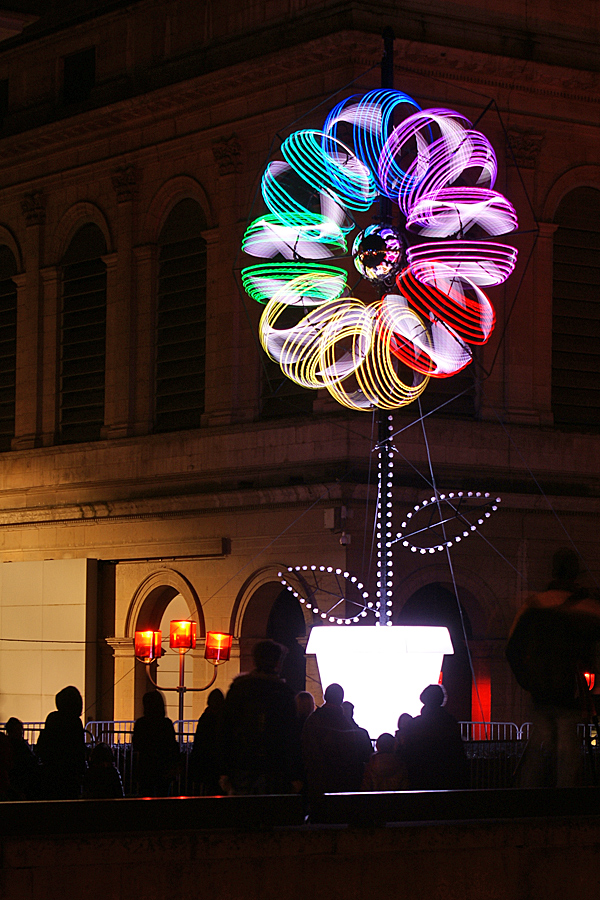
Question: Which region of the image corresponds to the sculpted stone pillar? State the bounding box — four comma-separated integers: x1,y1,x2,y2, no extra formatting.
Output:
105,636,137,722
131,243,157,435
103,165,138,438
13,190,45,448
481,129,546,424
532,222,558,424
100,251,119,439
39,265,60,445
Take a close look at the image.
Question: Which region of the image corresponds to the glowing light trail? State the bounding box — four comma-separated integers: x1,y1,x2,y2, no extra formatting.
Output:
241,90,518,412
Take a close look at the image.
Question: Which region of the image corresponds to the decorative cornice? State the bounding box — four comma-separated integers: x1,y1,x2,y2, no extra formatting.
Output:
0,32,600,171
212,134,242,175
21,189,45,225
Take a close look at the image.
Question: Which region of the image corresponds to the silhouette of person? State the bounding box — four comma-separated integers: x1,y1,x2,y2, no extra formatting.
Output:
506,548,600,787
36,685,86,799
220,639,301,795
190,688,225,795
0,731,18,801
394,713,414,781
4,717,41,800
361,732,408,791
132,690,180,797
83,742,124,798
404,684,469,790
295,691,316,729
342,699,373,775
302,683,367,796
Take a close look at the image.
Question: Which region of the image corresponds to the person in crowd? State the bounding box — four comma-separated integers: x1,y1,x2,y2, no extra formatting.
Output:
302,683,368,797
4,717,41,800
361,732,408,792
190,688,225,795
132,690,180,797
506,548,600,787
36,685,87,799
295,691,316,730
219,639,301,795
394,713,415,782
0,731,16,800
83,742,124,799
403,684,469,790
342,700,374,773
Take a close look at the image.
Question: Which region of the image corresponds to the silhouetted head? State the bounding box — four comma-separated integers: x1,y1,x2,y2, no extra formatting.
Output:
206,688,225,709
342,700,354,721
295,691,315,720
55,685,83,717
90,742,115,767
420,684,446,709
252,639,285,674
397,713,413,732
142,690,166,718
376,733,395,754
324,683,344,706
4,717,23,740
550,548,581,588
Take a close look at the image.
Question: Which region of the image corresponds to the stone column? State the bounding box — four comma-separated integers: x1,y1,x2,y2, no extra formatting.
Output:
12,190,45,449
201,227,234,426
132,243,157,435
100,251,119,439
532,222,558,425
103,165,138,439
480,129,544,424
105,636,137,722
39,265,60,445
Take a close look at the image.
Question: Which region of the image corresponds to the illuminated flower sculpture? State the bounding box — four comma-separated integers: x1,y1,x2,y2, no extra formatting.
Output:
241,90,518,411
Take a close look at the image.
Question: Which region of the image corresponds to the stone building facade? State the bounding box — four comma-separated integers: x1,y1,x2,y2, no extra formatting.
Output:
0,0,598,729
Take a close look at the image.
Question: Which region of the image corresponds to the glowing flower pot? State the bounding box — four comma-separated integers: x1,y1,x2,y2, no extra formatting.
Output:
169,620,197,651
306,625,454,739
205,631,233,664
134,630,162,663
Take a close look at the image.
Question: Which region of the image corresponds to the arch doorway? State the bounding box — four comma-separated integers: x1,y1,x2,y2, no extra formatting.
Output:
127,572,204,720
395,583,473,721
239,581,307,695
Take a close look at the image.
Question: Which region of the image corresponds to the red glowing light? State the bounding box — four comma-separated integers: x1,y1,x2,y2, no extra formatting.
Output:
584,672,595,691
169,620,197,651
134,630,162,662
205,632,233,663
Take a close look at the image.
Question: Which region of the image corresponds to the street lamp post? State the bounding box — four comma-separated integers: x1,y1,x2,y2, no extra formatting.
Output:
134,623,233,744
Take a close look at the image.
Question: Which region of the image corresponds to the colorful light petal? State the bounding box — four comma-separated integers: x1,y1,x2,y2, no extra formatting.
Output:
241,90,518,412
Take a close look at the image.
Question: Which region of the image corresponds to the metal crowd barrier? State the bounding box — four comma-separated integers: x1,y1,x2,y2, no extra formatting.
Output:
3,719,598,794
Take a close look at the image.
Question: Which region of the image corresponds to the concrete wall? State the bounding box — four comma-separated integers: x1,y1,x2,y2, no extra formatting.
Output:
2,799,600,900
0,559,97,722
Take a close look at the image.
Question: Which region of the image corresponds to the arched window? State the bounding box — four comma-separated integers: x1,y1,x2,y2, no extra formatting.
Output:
0,245,17,451
156,199,206,432
59,223,107,444
553,187,600,430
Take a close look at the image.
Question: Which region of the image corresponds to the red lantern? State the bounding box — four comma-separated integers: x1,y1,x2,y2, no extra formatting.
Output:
169,620,197,651
205,631,233,664
584,672,595,691
134,630,162,662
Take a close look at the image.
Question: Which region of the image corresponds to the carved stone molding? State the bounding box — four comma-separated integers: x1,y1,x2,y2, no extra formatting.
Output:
506,130,544,168
21,190,45,225
212,134,242,175
112,164,138,202
105,636,134,657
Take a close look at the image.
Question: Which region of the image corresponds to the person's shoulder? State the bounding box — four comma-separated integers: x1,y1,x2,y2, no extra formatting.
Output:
225,673,255,695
